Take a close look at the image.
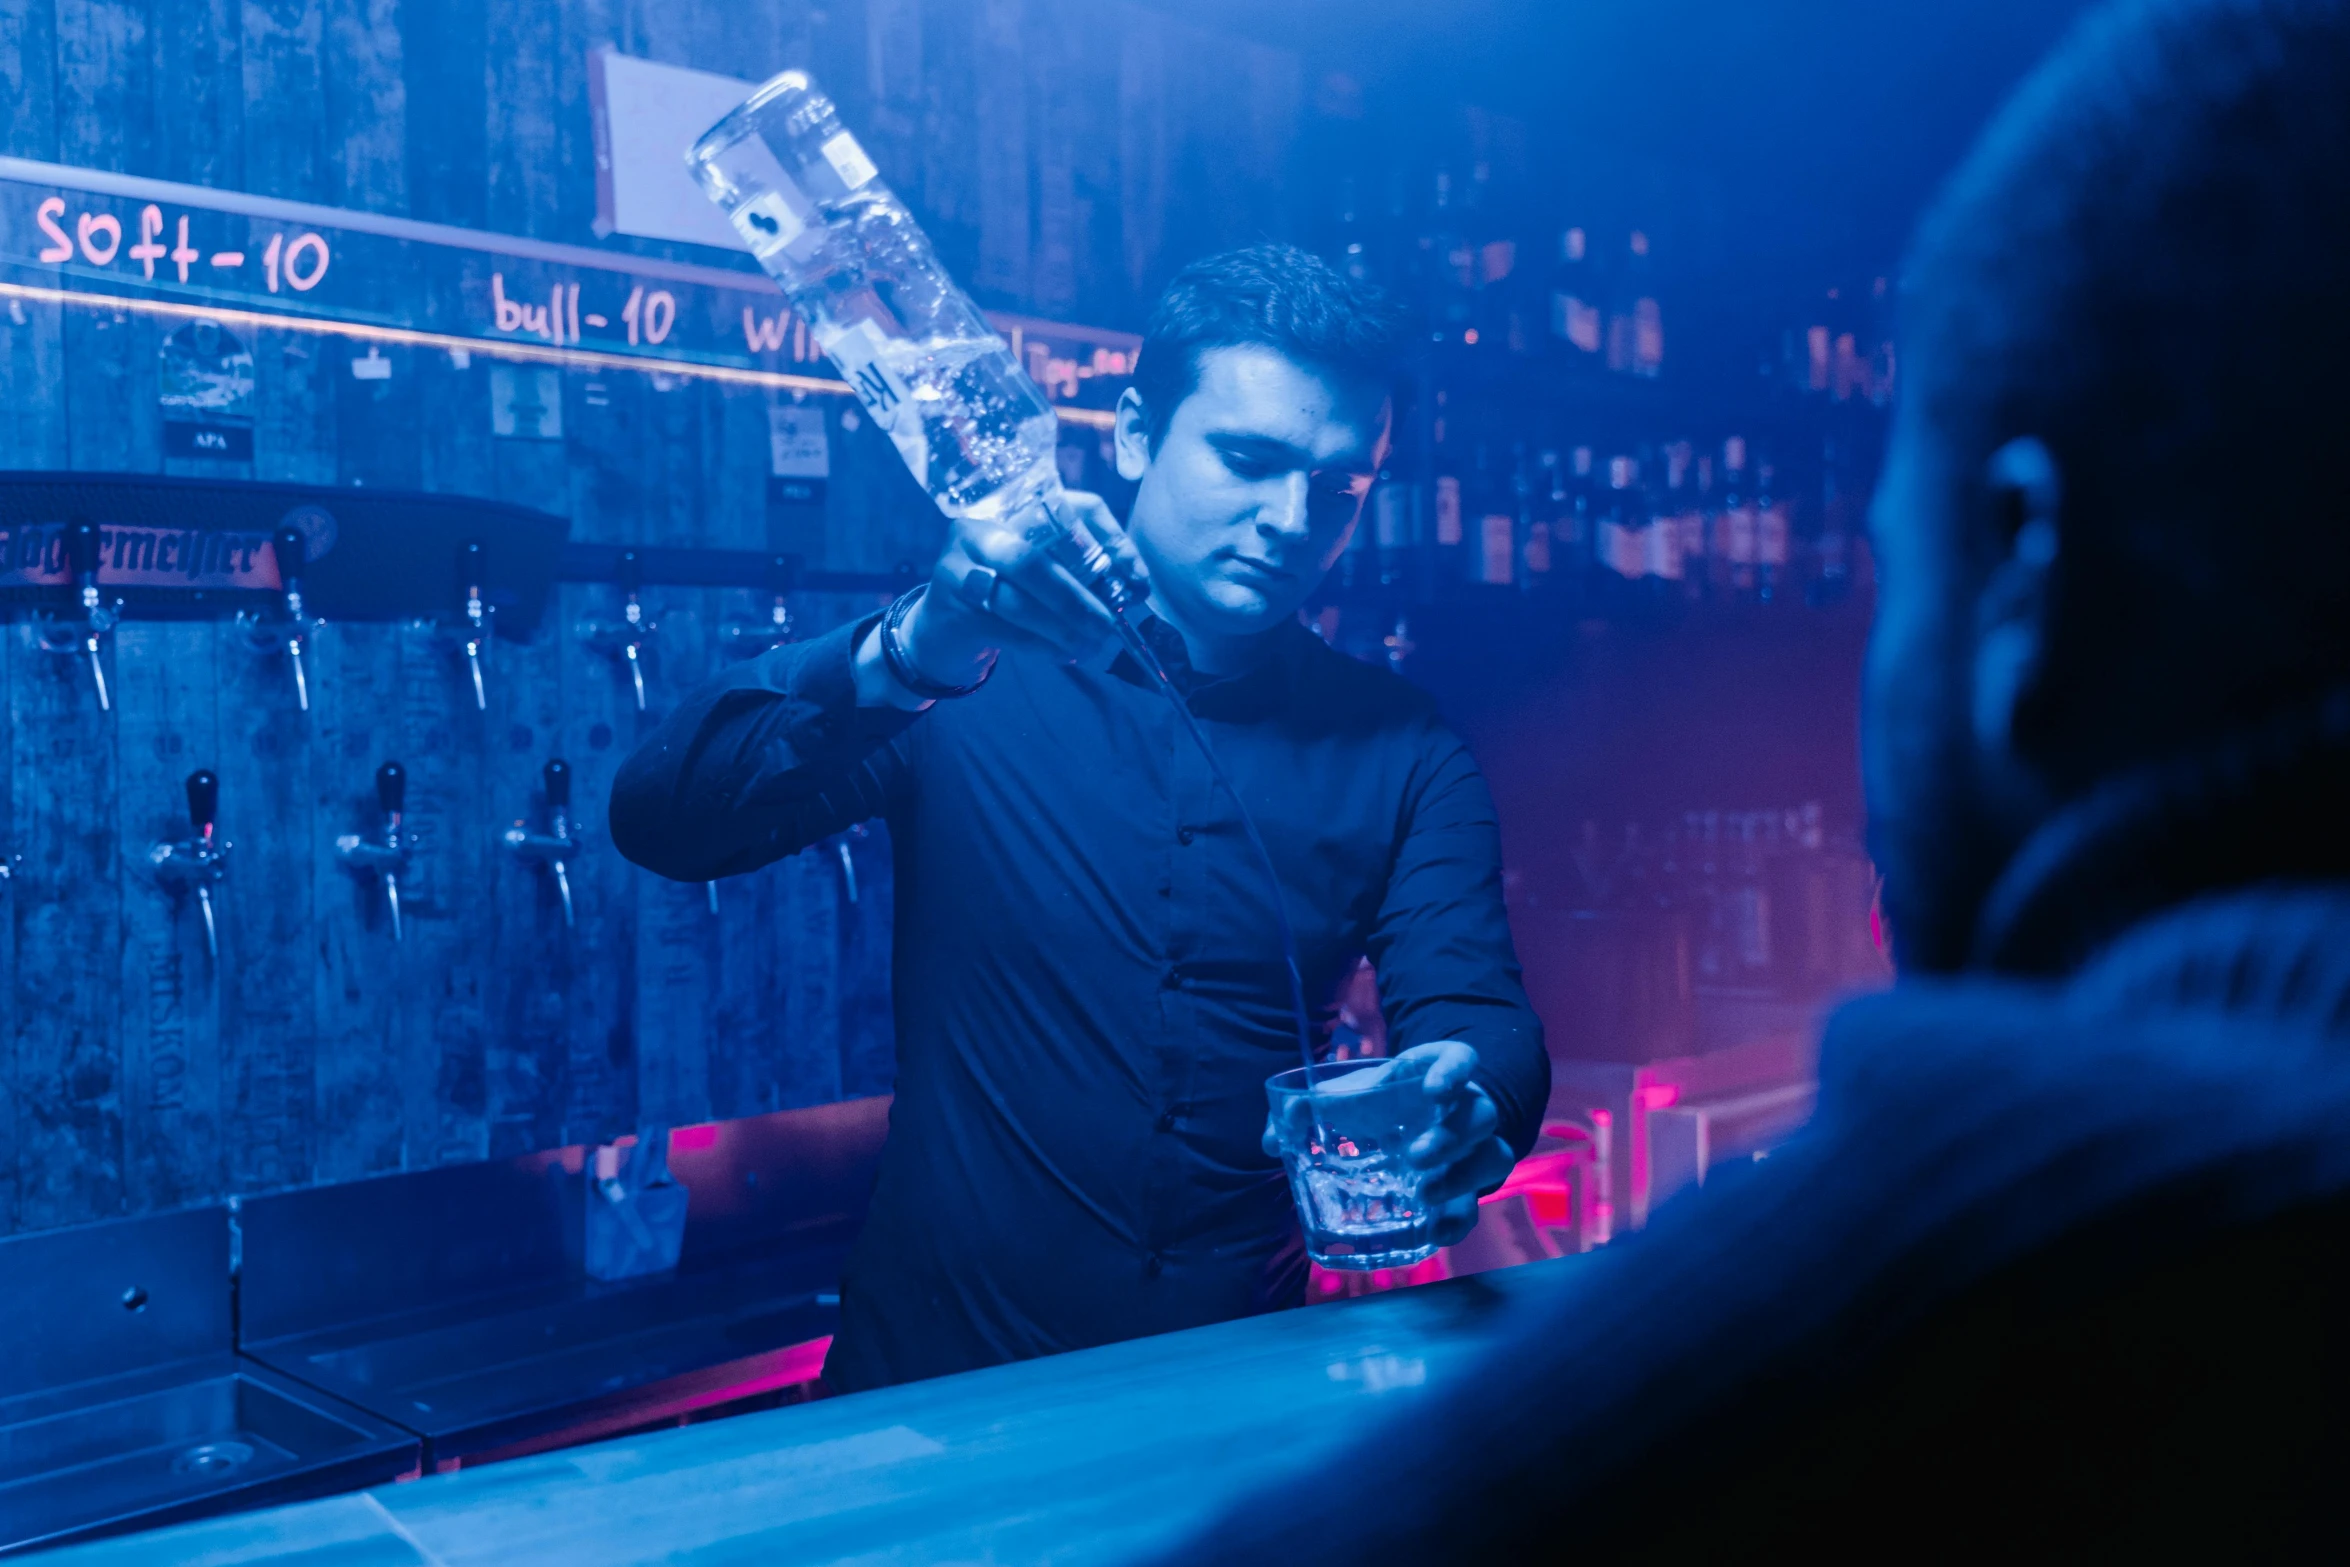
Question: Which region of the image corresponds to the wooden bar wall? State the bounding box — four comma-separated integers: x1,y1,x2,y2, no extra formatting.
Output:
0,0,1304,1237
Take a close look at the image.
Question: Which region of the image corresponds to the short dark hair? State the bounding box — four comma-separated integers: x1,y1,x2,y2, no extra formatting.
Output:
1132,244,1407,449
1904,0,2350,676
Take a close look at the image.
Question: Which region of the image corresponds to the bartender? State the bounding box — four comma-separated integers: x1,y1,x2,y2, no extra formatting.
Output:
611,244,1547,1393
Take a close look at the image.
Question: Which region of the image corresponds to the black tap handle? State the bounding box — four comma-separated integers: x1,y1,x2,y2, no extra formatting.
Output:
543,758,570,811
768,553,801,594
274,526,307,588
616,550,642,594
459,539,485,593
376,761,406,816
185,770,218,836
65,519,100,585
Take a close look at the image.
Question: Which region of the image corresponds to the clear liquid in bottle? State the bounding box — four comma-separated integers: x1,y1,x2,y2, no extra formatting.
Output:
686,72,1117,591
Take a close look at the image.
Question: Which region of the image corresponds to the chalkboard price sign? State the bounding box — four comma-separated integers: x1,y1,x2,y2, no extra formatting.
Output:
0,155,1137,424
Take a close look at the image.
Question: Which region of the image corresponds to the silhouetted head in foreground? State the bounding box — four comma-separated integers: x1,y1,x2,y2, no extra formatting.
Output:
1868,0,2350,973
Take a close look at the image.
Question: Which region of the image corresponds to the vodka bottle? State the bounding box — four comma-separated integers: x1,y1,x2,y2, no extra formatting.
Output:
686,72,1118,593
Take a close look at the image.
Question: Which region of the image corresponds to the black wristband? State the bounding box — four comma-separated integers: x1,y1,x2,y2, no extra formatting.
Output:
881,586,994,701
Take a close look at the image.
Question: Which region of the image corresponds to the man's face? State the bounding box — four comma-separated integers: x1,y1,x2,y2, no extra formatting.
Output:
1116,344,1389,637
1862,411,2009,974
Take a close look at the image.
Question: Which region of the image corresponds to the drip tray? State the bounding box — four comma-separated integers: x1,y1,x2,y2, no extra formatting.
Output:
244,1249,844,1467
0,1357,419,1556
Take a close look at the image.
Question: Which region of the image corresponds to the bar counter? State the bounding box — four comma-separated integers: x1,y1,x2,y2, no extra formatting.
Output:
50,1258,1576,1566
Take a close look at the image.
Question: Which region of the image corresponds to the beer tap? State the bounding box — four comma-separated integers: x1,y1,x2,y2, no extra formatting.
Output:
335,761,411,943
34,519,119,711
580,550,656,712
149,769,231,963
456,539,492,712
503,758,583,929
835,821,869,906
720,553,800,660
236,526,322,712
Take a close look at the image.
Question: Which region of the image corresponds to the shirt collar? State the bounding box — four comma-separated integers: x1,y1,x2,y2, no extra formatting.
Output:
1108,612,1306,706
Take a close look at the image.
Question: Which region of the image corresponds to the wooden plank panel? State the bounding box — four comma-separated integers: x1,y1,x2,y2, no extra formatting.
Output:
215,622,319,1196
0,0,60,161
392,617,490,1168
252,327,339,486
552,633,641,1152
485,0,564,239
625,374,716,1129
405,334,498,1169
971,0,1029,302
698,381,778,1125
1116,4,1170,302
62,308,163,475
155,0,244,187
631,584,711,1133
55,0,151,172
7,618,126,1230
488,440,575,1157
0,623,15,1233
231,0,334,1181
323,0,405,211
112,620,225,1214
1027,5,1078,318
239,0,327,200
554,372,645,1148
55,0,165,482
309,621,405,1185
398,0,487,229
335,339,423,490
0,208,70,471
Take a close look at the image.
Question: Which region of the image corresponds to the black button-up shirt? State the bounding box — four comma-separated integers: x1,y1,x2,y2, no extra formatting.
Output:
610,612,1547,1391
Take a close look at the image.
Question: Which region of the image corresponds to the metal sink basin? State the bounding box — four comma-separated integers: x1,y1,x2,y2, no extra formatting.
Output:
235,1102,888,1467
0,1208,418,1556
0,1357,417,1555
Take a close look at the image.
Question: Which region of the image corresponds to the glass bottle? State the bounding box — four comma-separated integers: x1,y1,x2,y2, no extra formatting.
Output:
685,71,1119,594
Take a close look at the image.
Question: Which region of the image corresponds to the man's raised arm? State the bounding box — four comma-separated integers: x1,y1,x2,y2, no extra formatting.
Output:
609,612,920,883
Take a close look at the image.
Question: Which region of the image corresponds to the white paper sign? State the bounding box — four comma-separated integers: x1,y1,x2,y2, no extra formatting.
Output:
768,404,830,478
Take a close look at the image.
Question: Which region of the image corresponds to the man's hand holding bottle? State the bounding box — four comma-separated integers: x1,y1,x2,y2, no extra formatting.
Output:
855,491,1151,709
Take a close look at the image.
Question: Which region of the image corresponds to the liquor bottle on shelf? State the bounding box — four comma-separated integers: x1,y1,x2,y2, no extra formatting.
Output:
1564,445,1599,603
1471,440,1513,587
1516,444,1550,585
1427,170,1476,342
1643,442,1686,604
1432,399,1465,569
1629,231,1664,379
1607,230,1663,377
1606,236,1638,375
1866,274,1898,406
1810,436,1853,607
1756,454,1791,603
1596,453,1644,602
1682,452,1714,602
1718,435,1757,599
1547,227,1603,363
1333,175,1376,288
1370,461,1413,587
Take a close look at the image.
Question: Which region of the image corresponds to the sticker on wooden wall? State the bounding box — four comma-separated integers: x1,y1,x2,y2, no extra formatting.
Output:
768,401,829,506
490,364,562,441
158,319,256,462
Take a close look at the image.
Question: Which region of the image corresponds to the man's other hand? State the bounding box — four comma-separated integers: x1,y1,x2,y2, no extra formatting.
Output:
1258,1041,1518,1250
1390,1041,1515,1246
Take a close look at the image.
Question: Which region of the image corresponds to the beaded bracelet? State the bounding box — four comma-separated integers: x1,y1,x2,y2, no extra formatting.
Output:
881,585,994,701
